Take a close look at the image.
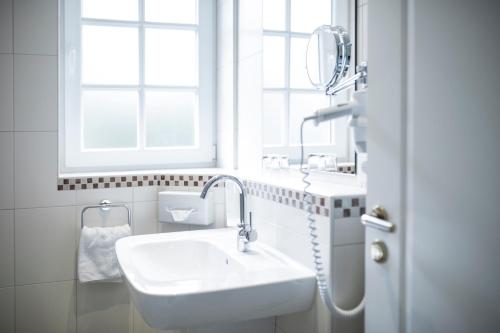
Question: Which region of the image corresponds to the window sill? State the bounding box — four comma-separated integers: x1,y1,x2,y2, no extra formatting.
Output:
57,168,233,191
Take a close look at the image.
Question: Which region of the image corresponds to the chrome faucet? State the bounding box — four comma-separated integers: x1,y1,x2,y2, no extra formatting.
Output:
200,175,257,252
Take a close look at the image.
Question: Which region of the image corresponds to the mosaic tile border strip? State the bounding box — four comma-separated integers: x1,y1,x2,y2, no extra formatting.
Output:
244,180,366,218
57,163,356,191
57,174,218,191
58,172,365,219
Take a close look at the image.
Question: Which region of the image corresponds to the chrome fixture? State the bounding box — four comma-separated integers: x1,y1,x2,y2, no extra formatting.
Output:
306,25,367,96
81,199,131,228
361,205,395,232
370,240,388,263
200,175,257,252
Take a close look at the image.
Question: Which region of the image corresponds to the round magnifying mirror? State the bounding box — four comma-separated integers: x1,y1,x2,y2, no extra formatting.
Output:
306,25,351,90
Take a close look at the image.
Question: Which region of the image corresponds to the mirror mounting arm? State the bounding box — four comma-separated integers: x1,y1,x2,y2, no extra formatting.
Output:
326,62,368,96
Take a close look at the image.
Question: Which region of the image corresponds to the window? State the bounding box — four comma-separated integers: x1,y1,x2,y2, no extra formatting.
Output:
262,0,352,163
60,0,215,173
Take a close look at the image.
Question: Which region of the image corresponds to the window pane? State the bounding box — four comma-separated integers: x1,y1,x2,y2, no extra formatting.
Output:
289,93,331,145
82,25,139,85
290,37,313,89
82,90,138,149
145,91,196,147
145,0,197,24
82,0,138,21
263,92,286,146
263,36,286,88
263,0,286,31
291,0,331,33
145,29,198,86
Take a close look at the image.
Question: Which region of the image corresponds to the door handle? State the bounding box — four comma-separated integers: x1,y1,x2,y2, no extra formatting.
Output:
361,205,395,232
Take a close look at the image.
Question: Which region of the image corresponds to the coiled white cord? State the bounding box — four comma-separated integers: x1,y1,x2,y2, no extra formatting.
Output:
300,120,365,318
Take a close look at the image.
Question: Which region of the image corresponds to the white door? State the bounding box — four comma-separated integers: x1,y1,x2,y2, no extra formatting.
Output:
365,0,500,332
364,0,407,332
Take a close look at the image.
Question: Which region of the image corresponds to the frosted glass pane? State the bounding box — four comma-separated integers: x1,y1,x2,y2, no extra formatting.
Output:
145,29,197,86
145,0,197,24
291,0,331,33
289,93,331,145
290,37,313,89
82,0,138,21
82,90,138,149
263,36,286,88
263,0,286,30
82,25,138,85
145,91,196,147
263,92,286,146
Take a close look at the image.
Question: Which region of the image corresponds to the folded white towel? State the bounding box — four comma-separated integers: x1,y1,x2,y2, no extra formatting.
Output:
78,224,131,283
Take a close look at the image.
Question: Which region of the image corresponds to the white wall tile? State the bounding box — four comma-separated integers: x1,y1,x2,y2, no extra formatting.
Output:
14,54,57,131
15,206,77,284
237,53,263,171
133,305,188,333
77,282,130,333
133,186,159,202
76,187,134,206
13,0,57,55
15,132,76,208
192,317,274,333
0,287,14,333
276,290,331,333
158,222,191,233
0,0,13,53
0,132,14,209
132,305,157,333
132,201,158,235
238,0,263,60
0,54,13,131
16,280,76,333
0,210,14,287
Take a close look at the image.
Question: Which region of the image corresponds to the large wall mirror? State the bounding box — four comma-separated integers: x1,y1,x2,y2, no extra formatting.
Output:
261,0,364,175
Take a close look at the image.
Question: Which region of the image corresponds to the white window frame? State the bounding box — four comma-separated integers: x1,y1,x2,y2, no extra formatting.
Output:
262,0,353,164
59,0,216,173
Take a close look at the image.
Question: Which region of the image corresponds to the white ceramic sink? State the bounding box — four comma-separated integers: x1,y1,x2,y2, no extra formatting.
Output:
116,228,315,330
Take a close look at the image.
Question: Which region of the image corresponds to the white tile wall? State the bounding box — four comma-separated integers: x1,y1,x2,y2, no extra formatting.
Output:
14,54,57,131
13,0,57,55
0,54,14,131
238,0,263,61
0,287,15,333
132,305,188,333
216,0,236,169
15,206,77,285
0,210,14,287
237,53,263,171
15,132,76,208
76,282,130,333
1,0,236,332
0,0,13,53
133,201,159,235
276,291,331,333
0,132,14,209
247,192,366,333
133,186,159,202
76,187,134,206
16,281,76,333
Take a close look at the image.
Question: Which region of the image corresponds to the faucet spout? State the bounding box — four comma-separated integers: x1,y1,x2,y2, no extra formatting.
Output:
200,175,257,252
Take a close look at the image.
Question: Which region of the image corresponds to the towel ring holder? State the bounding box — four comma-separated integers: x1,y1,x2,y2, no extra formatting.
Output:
81,199,131,229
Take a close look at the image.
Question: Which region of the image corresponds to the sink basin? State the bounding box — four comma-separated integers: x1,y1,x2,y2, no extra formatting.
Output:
116,228,315,330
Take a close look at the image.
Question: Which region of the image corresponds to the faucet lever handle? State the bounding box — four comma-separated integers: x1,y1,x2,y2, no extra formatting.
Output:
246,212,258,242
